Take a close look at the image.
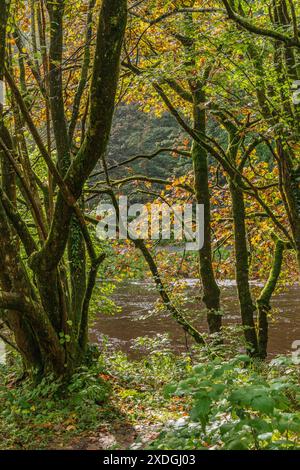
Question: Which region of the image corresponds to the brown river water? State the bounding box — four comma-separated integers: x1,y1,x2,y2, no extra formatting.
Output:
91,280,300,359
0,281,299,363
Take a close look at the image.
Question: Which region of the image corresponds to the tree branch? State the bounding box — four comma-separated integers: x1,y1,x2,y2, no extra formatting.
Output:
0,292,25,312
29,0,128,274
91,147,190,178
0,187,37,256
130,7,224,26
221,0,300,48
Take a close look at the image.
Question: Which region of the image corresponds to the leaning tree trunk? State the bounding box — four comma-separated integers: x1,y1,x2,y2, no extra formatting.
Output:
257,238,286,359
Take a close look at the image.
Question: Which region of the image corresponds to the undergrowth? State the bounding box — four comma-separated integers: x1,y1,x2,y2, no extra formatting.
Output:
0,334,299,450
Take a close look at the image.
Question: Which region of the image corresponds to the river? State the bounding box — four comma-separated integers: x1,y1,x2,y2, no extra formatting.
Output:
0,280,299,364
91,280,300,358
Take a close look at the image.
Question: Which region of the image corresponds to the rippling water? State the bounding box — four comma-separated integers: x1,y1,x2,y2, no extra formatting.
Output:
0,281,298,363
91,280,300,358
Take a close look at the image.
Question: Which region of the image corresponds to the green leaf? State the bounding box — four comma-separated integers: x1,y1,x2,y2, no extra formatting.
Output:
227,439,249,450
190,397,212,421
250,418,272,433
251,396,275,415
164,384,177,398
229,388,251,406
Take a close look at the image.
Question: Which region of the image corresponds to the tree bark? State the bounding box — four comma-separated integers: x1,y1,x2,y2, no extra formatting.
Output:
230,180,259,356
0,0,128,377
191,86,221,333
257,239,285,359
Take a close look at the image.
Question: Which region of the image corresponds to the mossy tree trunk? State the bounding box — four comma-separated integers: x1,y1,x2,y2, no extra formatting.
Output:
257,238,286,358
230,180,259,356
0,0,128,377
191,84,222,333
212,109,259,356
165,8,222,334
46,0,87,334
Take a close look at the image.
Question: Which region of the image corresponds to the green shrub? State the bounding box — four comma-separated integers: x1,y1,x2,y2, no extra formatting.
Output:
0,363,111,449
151,355,300,450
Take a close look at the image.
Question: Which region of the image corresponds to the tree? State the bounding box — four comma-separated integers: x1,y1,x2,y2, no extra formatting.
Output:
220,0,300,274
0,0,127,377
121,2,223,335
117,0,297,356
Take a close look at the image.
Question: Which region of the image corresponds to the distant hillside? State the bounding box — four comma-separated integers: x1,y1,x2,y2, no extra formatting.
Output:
107,104,190,179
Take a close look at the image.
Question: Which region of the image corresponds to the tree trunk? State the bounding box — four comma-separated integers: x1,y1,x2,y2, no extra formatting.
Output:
257,239,285,359
191,84,221,334
0,0,128,378
230,180,259,356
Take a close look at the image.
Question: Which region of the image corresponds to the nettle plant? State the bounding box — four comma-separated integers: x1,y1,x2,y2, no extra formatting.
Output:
160,355,300,450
